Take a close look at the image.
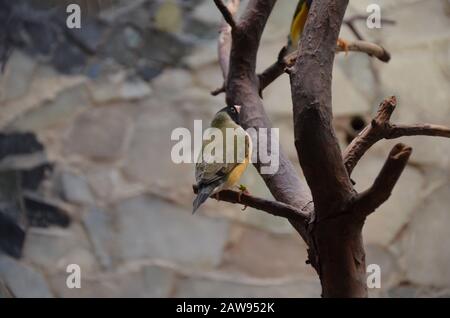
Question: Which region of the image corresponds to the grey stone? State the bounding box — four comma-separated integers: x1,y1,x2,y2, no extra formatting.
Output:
51,42,87,75
66,19,106,54
114,194,229,267
83,207,114,269
154,1,183,33
0,255,53,298
365,244,401,291
140,30,190,66
122,103,193,187
174,277,321,298
64,107,132,161
60,172,95,206
0,278,13,298
49,273,120,298
87,75,124,104
0,63,86,129
379,49,450,126
332,64,372,116
193,63,224,91
387,284,420,298
23,193,71,229
336,54,378,105
0,144,33,258
220,226,315,279
99,0,153,26
0,51,36,103
116,266,176,298
123,26,143,49
49,265,175,298
120,79,152,100
184,44,217,69
88,75,152,103
397,185,450,287
261,0,297,41
190,0,221,26
22,225,99,275
85,167,118,201
151,68,194,100
10,84,88,132
381,0,449,50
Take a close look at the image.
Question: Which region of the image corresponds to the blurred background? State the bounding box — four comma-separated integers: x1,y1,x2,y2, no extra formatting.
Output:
0,0,449,298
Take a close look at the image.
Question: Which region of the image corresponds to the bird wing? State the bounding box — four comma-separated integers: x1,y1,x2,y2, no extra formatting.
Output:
195,127,251,188
288,0,310,49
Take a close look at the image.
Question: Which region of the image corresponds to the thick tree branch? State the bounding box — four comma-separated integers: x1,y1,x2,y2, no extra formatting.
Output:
215,0,314,240
291,0,353,217
353,143,412,216
343,96,450,175
192,186,310,224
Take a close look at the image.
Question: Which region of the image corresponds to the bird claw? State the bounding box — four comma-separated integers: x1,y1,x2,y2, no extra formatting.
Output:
337,38,349,55
237,184,250,211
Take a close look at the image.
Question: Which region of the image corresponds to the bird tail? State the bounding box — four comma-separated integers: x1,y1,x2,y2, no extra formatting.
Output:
192,185,215,214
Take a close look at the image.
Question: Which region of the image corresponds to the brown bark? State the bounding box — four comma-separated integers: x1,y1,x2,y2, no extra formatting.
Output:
206,0,450,298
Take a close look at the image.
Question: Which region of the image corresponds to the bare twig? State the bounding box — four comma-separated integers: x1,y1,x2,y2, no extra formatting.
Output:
214,0,240,92
258,40,390,93
388,124,450,139
214,0,237,29
343,96,450,175
335,40,391,62
211,84,226,96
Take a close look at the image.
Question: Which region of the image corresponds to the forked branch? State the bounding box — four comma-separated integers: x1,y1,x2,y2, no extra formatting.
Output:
344,96,450,175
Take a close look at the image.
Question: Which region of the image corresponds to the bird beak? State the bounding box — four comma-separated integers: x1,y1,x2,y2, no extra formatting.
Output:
234,105,242,114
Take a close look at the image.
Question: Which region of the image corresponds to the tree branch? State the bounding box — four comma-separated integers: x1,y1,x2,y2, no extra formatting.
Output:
353,143,412,216
215,0,240,81
335,40,390,62
343,96,450,175
192,186,310,224
290,0,353,217
259,40,390,93
388,124,450,139
214,0,237,29
217,0,314,240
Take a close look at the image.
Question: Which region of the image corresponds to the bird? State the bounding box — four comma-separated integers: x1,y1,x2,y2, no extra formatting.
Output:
193,105,252,214
287,0,349,55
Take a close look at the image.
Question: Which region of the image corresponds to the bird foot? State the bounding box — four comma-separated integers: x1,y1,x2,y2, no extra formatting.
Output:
337,38,350,55
237,184,250,211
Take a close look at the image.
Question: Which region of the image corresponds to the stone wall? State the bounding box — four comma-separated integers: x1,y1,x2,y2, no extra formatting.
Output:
0,0,449,298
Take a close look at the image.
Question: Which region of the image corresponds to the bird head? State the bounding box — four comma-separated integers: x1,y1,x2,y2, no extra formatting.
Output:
214,105,242,126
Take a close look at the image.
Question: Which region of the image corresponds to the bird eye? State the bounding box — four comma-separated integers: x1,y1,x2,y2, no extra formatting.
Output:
231,107,236,113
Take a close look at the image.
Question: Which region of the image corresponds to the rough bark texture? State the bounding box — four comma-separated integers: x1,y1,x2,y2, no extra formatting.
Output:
207,0,450,297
